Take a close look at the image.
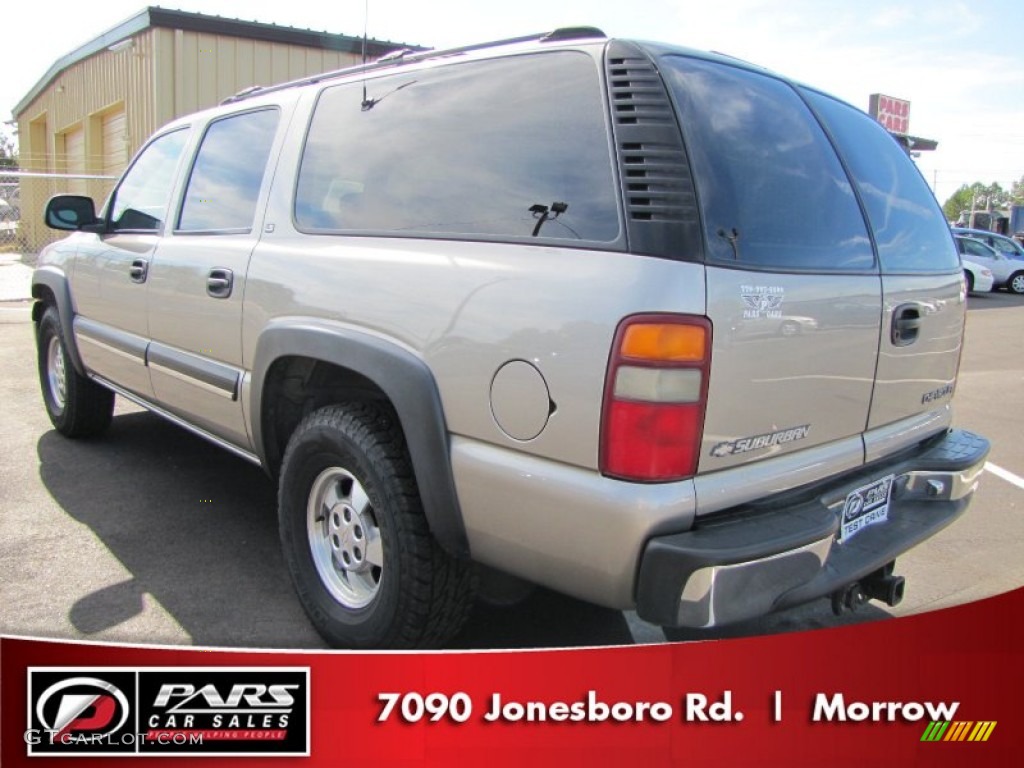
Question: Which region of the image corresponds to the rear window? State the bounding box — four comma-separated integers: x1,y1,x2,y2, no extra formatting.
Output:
803,90,959,273
661,56,873,271
295,52,619,244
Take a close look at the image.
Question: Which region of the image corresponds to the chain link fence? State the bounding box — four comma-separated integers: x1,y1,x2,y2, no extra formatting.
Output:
0,171,117,263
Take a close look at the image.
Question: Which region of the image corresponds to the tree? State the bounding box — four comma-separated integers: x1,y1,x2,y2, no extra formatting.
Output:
0,120,17,170
942,181,1009,222
1011,174,1024,206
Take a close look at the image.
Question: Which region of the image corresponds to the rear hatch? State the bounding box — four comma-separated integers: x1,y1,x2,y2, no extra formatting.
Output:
802,90,965,451
655,54,963,484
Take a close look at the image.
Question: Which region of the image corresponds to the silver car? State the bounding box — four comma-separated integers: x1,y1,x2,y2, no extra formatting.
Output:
952,227,1024,261
955,235,1024,293
33,28,989,647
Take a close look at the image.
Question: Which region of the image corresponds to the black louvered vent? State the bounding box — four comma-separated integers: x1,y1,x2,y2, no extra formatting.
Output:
605,42,702,260
619,140,696,222
608,56,676,127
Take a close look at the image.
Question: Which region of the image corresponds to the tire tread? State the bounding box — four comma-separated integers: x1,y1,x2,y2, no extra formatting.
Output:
278,402,474,648
37,306,114,438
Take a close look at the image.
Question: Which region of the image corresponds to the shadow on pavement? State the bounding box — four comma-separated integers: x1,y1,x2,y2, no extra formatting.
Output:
966,291,1024,311
37,411,636,649
454,589,635,649
38,412,322,648
660,601,887,642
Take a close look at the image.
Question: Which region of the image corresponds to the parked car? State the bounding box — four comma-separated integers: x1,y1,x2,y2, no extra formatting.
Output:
33,28,989,648
952,227,1024,261
0,198,18,241
954,235,1024,293
961,259,994,293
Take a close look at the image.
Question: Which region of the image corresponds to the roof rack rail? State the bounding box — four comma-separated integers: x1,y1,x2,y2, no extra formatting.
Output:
221,85,264,105
540,26,606,42
222,26,609,104
377,47,416,63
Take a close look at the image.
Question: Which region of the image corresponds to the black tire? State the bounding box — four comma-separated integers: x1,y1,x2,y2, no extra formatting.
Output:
1008,271,1024,295
964,270,974,293
36,306,114,437
277,402,475,648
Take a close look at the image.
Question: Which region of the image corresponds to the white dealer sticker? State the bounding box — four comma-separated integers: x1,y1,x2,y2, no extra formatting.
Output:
839,475,894,543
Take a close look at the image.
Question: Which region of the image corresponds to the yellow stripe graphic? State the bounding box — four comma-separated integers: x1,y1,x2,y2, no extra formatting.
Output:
976,722,997,742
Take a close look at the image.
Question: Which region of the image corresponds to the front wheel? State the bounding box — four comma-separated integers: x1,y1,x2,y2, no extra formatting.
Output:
1008,271,1024,295
36,306,114,437
277,403,475,648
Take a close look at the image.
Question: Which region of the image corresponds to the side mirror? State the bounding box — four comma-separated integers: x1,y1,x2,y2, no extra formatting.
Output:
44,195,103,232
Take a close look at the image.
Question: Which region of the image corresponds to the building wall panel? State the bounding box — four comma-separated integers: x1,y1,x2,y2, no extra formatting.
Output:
17,31,157,165
61,125,87,195
101,109,128,176
235,38,256,92
15,30,158,248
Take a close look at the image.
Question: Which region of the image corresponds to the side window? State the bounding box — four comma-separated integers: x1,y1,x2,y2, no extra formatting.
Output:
295,52,620,243
178,109,280,232
109,129,189,232
661,56,873,271
989,237,1018,257
804,90,960,273
960,239,994,260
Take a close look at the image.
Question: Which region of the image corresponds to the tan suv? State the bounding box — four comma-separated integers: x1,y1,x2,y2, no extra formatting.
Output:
34,28,989,648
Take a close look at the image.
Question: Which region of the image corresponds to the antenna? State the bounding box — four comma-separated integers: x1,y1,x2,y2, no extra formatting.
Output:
361,0,370,109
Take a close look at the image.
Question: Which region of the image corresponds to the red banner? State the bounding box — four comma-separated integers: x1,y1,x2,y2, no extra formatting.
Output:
3,587,1022,766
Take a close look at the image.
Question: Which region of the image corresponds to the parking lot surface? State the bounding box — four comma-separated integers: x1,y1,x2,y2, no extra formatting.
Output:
1,289,1022,648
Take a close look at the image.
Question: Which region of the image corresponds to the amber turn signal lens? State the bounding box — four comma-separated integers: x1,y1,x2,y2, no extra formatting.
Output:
620,323,706,362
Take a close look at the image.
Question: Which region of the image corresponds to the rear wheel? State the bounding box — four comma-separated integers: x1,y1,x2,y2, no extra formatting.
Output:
36,306,114,437
277,403,475,648
1008,271,1024,294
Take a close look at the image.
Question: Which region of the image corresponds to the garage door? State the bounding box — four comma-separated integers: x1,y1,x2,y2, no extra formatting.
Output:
102,109,128,177
63,127,86,195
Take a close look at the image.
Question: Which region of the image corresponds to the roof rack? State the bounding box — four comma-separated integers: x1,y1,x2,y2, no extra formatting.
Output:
540,26,606,42
222,26,607,104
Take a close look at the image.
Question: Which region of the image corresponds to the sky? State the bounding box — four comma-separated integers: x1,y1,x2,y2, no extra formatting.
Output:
3,0,1023,207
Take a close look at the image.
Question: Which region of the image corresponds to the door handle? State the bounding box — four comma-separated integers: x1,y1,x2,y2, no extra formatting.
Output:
129,258,148,283
207,268,234,299
891,303,922,347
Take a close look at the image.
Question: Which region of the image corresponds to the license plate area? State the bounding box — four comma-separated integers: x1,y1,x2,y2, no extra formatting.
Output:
839,475,895,543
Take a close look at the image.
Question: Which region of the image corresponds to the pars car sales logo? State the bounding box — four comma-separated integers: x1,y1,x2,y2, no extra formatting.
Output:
26,667,309,756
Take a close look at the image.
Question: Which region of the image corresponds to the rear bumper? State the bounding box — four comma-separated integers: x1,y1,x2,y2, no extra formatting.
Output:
635,429,990,628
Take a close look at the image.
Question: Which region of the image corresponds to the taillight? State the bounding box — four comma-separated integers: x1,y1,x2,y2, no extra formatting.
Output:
600,315,712,482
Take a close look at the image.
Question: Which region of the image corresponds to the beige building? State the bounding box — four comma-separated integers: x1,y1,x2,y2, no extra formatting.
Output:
13,6,410,249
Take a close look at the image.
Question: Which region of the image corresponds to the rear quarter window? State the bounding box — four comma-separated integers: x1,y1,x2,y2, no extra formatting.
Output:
295,52,620,245
803,90,959,273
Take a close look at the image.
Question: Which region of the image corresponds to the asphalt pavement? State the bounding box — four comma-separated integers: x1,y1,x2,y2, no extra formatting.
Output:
1,262,1022,649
